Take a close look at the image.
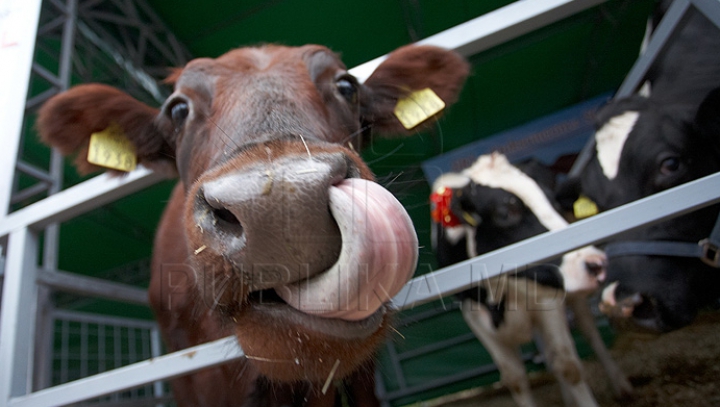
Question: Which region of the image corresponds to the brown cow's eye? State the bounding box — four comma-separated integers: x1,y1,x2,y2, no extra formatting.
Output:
336,77,358,104
170,101,190,124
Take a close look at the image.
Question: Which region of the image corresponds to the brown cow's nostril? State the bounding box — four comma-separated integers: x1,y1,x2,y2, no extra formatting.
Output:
196,190,245,242
213,207,241,225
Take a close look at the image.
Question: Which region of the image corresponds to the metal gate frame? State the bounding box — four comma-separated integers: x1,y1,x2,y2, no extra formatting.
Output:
2,0,720,406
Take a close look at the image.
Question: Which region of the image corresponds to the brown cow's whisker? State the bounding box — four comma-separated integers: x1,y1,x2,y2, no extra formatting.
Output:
321,359,341,394
209,275,232,312
296,168,318,174
245,355,294,363
298,134,312,160
366,143,404,165
389,326,405,339
341,124,370,145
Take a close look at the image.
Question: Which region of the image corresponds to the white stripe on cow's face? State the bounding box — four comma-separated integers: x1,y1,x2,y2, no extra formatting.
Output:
463,152,568,232
594,111,639,180
432,172,471,191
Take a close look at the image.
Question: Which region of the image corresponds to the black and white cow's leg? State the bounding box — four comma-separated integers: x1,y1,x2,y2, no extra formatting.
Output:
566,294,633,399
533,288,599,407
460,298,537,407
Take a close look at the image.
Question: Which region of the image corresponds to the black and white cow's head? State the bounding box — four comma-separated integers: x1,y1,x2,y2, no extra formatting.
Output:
432,152,606,295
559,88,720,332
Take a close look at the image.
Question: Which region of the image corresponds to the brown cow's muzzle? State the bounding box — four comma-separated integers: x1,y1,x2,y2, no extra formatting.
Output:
189,151,418,323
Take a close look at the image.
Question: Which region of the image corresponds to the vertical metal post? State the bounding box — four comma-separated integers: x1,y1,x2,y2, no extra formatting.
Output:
34,0,78,391
0,0,43,215
0,227,40,402
151,327,165,406
43,0,78,254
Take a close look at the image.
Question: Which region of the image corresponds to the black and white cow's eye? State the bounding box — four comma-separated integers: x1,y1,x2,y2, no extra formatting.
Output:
169,101,190,125
336,77,358,104
660,156,681,175
494,197,523,226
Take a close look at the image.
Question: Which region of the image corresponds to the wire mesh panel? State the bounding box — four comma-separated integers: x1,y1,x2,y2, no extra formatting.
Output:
50,310,173,406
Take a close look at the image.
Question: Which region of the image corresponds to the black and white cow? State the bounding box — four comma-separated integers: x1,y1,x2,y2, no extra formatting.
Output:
558,1,720,332
432,153,632,407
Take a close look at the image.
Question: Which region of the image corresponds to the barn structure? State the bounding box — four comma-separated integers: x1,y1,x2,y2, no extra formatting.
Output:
2,0,720,406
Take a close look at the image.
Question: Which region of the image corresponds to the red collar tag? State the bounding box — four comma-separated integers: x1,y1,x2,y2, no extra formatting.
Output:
430,186,461,227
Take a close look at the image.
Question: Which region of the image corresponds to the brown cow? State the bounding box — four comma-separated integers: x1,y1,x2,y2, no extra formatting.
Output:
36,44,469,406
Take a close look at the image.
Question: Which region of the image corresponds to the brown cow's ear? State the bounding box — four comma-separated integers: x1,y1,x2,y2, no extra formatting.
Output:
36,83,177,177
361,45,470,136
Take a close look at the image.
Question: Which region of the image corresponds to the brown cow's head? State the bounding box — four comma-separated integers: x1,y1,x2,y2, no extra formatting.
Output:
37,44,469,382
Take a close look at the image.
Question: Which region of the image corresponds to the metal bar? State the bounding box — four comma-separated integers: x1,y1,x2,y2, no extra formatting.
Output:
0,0,43,217
81,322,89,378
350,0,608,82
397,333,477,362
114,325,122,371
117,24,139,61
74,395,176,407
84,10,141,27
132,0,191,64
375,369,391,407
99,324,106,373
8,336,244,407
140,26,183,66
11,184,51,205
392,171,720,310
15,161,55,183
150,328,164,404
35,0,76,391
47,0,69,14
691,0,720,29
398,301,460,327
37,15,67,36
615,0,692,98
52,309,157,330
0,168,165,237
384,342,407,389
37,268,149,305
31,62,64,88
58,0,77,90
380,352,536,402
25,87,60,111
33,286,56,391
0,228,40,402
61,319,69,384
78,0,105,12
76,19,166,102
136,29,148,66
380,361,502,401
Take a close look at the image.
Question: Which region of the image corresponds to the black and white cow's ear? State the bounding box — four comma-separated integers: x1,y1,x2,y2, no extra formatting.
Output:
555,177,582,214
360,45,469,136
594,95,648,129
694,87,720,141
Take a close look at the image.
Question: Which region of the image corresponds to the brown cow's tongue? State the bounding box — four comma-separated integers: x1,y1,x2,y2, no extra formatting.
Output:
275,178,418,320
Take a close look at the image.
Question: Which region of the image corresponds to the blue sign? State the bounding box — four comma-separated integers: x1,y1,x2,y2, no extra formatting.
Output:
422,94,611,185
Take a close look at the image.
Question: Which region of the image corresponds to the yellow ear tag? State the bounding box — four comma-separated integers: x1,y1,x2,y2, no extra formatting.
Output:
573,195,599,219
87,123,137,172
393,88,445,130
